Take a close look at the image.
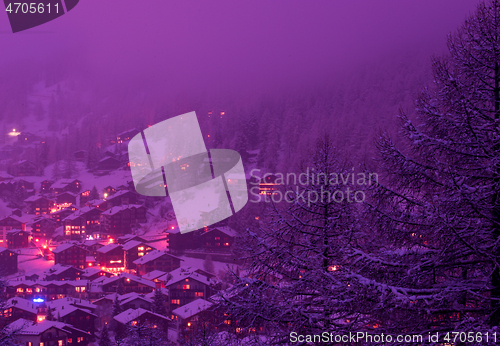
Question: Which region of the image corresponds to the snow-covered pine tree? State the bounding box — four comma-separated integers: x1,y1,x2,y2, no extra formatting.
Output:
99,324,112,346
223,135,375,342
112,294,122,317
364,0,500,333
45,307,54,321
151,288,167,316
88,186,99,201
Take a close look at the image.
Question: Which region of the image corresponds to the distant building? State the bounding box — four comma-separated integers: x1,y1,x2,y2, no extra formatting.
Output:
0,247,18,275
133,250,182,276
101,204,146,235
24,195,55,215
40,180,53,193
122,240,155,270
49,179,82,194
97,244,125,272
55,191,77,206
101,273,156,294
6,229,30,249
52,243,87,269
44,264,84,281
199,226,237,252
7,160,37,176
97,156,121,171
0,216,26,247
12,319,92,346
172,299,214,338
73,149,88,162
105,190,138,208
29,216,57,240
113,308,170,335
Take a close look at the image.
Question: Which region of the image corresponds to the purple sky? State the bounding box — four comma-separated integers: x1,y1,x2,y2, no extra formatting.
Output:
0,0,480,95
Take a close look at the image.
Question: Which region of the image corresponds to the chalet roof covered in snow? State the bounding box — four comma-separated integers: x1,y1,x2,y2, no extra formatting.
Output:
97,243,122,253
159,266,216,286
172,299,213,320
113,308,170,324
50,179,81,189
133,250,183,265
203,226,238,238
46,297,96,311
4,318,34,334
101,205,133,216
122,239,154,251
44,263,79,276
24,194,51,203
17,320,90,336
102,273,156,288
141,270,166,281
119,292,153,305
6,297,37,314
51,242,82,253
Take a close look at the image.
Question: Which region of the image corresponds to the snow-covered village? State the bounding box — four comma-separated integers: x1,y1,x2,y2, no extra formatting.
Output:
2,0,500,345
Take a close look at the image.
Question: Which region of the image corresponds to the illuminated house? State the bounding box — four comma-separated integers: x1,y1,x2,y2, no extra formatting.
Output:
172,298,214,337
113,308,170,335
104,190,138,208
46,304,97,335
7,160,37,176
101,273,156,294
3,297,37,322
43,281,90,300
62,213,86,240
258,173,280,195
96,243,125,271
79,189,91,205
122,240,155,270
52,243,87,269
49,179,82,195
116,128,139,143
118,292,153,310
55,191,77,207
82,267,112,281
49,207,76,225
44,264,83,281
81,239,105,257
159,267,217,312
40,179,53,193
165,228,197,255
199,226,237,252
12,319,92,346
6,229,30,249
117,234,147,245
63,206,102,240
0,247,18,275
29,215,57,239
101,204,146,235
0,216,26,247
102,185,117,197
133,250,182,276
24,195,55,215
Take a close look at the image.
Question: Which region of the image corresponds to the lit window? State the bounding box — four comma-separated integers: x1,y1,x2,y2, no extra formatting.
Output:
138,246,144,251
171,299,180,305
16,288,23,293
138,252,144,257
195,292,203,297
26,288,32,293
182,285,190,290
224,243,229,246
58,340,63,346
67,338,72,343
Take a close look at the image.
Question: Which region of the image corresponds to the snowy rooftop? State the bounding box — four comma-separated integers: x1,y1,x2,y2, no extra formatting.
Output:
204,226,238,238
133,250,182,265
97,243,123,253
6,297,37,314
114,308,170,324
158,266,216,286
122,239,154,251
52,242,82,254
102,273,156,288
44,263,79,276
172,299,213,320
141,270,166,281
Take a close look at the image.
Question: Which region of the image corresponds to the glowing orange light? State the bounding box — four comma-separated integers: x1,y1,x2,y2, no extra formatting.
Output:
187,322,191,327
35,238,39,242
171,226,174,229
88,263,93,267
108,238,114,243
42,245,47,249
